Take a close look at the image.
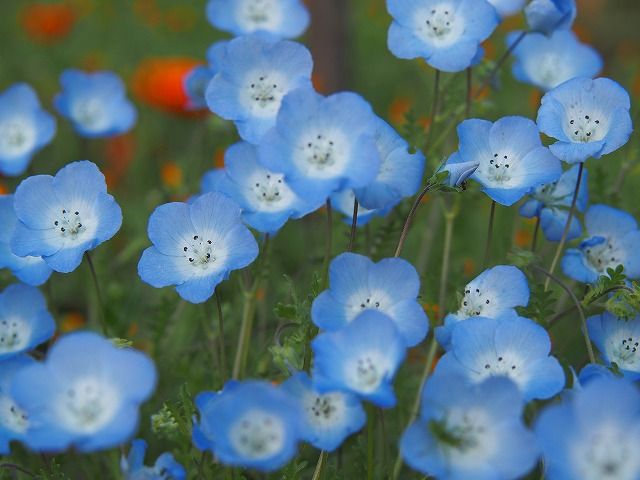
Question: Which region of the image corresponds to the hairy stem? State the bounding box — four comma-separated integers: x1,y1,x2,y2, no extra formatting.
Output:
394,183,434,258
85,251,108,335
482,200,497,269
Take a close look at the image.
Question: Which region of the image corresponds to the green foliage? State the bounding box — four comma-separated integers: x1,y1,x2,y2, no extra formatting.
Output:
582,265,627,305
581,265,640,319
517,282,558,325
151,384,195,444
278,459,309,480
401,108,426,153
428,419,465,449
507,249,540,269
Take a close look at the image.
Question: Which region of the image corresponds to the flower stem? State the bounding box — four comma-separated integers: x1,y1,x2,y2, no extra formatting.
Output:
394,182,434,258
424,69,441,154
531,216,541,252
215,290,227,385
477,30,527,96
544,162,584,290
465,67,473,117
85,251,108,336
347,198,359,252
367,407,375,480
322,199,333,288
311,451,328,480
482,200,497,269
438,206,456,315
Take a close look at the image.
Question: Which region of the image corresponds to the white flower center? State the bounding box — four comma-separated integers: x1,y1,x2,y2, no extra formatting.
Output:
526,53,571,90
435,408,497,467
0,317,31,354
608,332,640,371
71,97,109,132
230,409,285,459
457,286,493,318
583,238,623,274
0,394,29,434
296,129,350,178
348,352,386,393
303,392,346,428
243,71,287,118
564,112,606,143
478,151,522,187
52,208,87,239
345,290,391,322
250,172,295,210
238,0,282,32
182,234,217,270
477,352,523,385
414,4,464,47
0,118,36,158
57,377,119,433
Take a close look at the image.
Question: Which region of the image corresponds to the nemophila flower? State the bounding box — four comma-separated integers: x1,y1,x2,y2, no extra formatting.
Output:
487,0,525,17
206,34,313,144
201,142,320,234
10,161,122,274
281,371,366,452
400,374,538,480
54,69,136,138
0,195,52,286
0,283,55,359
435,315,565,401
444,116,562,205
183,65,213,111
441,159,479,188
587,312,640,380
525,0,576,35
508,30,602,92
138,192,259,303
121,439,186,480
0,83,56,177
258,87,381,204
192,380,303,472
386,0,499,73
0,355,36,454
577,363,616,386
311,310,406,408
535,376,640,480
11,331,156,452
562,204,640,284
312,253,428,347
205,0,310,39
519,164,589,242
435,265,529,349
206,40,228,74
330,189,391,227
537,77,633,163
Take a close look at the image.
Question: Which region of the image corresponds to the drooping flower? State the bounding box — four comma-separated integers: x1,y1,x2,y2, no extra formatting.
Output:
138,192,259,303
386,0,499,73
353,117,425,210
0,355,36,454
10,161,122,274
444,116,562,205
400,373,539,479
535,376,640,480
525,0,576,35
487,0,526,17
0,83,56,176
562,204,640,284
0,283,55,360
312,253,428,347
54,69,137,138
441,160,479,188
508,30,602,92
311,310,406,408
0,195,52,286
205,34,313,144
330,189,392,226
11,331,157,452
183,65,214,111
258,87,381,205
435,265,529,349
205,0,310,39
519,164,589,242
201,142,320,234
537,77,633,163
121,438,186,480
192,380,303,472
281,371,366,452
435,315,565,401
587,312,640,380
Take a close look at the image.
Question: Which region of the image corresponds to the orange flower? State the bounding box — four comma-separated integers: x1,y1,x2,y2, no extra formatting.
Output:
131,57,206,116
60,311,86,332
160,162,183,189
214,148,226,169
388,96,412,126
104,133,136,189
514,228,533,248
463,258,476,277
21,2,76,44
0,182,8,195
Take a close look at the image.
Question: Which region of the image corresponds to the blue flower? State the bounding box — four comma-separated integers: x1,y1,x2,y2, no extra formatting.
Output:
444,116,562,205
258,87,381,205
441,160,479,188
330,189,392,226
525,0,576,35
508,30,602,91
10,161,122,274
201,142,321,234
138,192,259,303
121,439,186,480
281,371,366,452
206,35,313,144
192,380,303,472
587,312,640,380
535,376,640,480
311,310,406,408
576,363,616,386
435,315,565,401
519,164,589,242
0,355,36,454
206,40,229,75
0,83,56,177
54,69,136,138
537,77,633,163
386,0,499,72
488,0,526,17
206,0,310,39
400,373,538,479
0,283,55,360
183,65,214,111
0,195,52,286
435,265,529,349
11,331,156,452
312,253,428,347
562,204,640,284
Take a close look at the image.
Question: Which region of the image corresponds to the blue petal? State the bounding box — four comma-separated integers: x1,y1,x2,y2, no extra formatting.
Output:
585,204,637,237
138,247,193,288
540,207,582,242
175,272,226,304
561,248,599,284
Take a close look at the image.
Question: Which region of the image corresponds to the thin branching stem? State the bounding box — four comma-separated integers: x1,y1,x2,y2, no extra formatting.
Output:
85,251,108,335
531,216,541,252
394,183,434,258
348,198,359,252
215,290,227,384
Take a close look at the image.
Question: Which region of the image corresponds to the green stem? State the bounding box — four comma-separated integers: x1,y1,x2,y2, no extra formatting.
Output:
85,251,108,335
215,290,227,385
322,199,333,289
531,216,541,252
477,30,528,95
465,67,472,117
394,182,434,258
482,200,497,269
311,451,328,480
367,407,375,480
545,162,584,290
438,207,456,314
348,198,359,252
